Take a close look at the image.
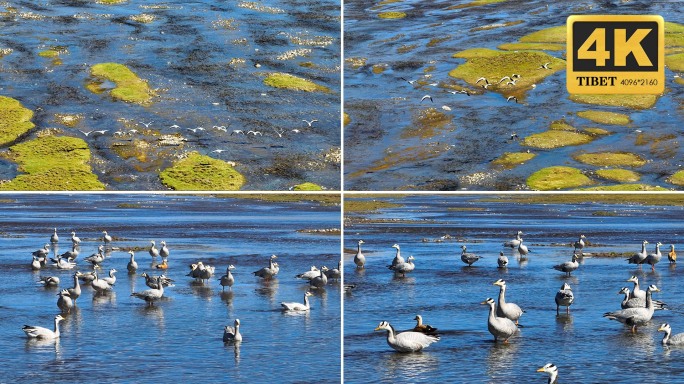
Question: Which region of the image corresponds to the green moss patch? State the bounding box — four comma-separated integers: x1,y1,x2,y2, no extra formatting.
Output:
584,127,612,135
38,50,59,58
447,0,506,9
159,152,245,190
498,42,565,51
293,182,323,191
378,11,406,19
666,53,684,72
527,166,592,190
580,184,667,191
665,22,684,48
523,130,592,149
577,110,630,125
401,108,452,139
519,25,566,43
596,169,640,182
263,72,330,93
0,96,35,146
491,152,536,169
345,200,403,213
569,94,657,110
343,112,351,126
574,152,646,167
0,135,104,190
667,170,684,186
90,63,155,105
372,64,387,74
449,50,565,94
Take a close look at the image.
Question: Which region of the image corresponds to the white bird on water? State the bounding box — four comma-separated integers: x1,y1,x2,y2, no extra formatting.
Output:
131,276,164,306
374,321,439,352
223,319,242,342
281,291,313,311
302,119,318,127
22,315,64,339
421,95,433,103
139,121,153,128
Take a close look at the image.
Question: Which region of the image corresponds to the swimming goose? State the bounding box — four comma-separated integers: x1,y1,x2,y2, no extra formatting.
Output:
149,241,160,258
295,266,320,280
70,231,81,245
91,271,112,293
31,256,42,270
668,244,676,264
627,275,646,300
22,315,64,339
38,276,60,287
390,244,404,267
219,265,235,291
658,323,684,346
76,270,96,284
253,255,278,280
503,231,523,248
604,284,660,333
388,255,415,276
481,298,517,343
50,228,59,244
281,291,313,311
66,272,81,303
413,315,438,335
127,251,138,273
573,234,586,253
645,242,663,270
160,241,170,259
52,255,76,270
101,269,117,285
131,276,164,306
57,289,74,313
555,283,574,314
374,321,439,352
310,267,329,288
102,231,112,244
537,363,559,384
223,319,242,342
618,287,667,310
354,240,366,269
461,245,482,266
493,279,524,324
497,252,508,268
553,254,580,276
58,245,80,263
517,239,529,256
141,272,174,289
325,261,341,281
627,240,649,266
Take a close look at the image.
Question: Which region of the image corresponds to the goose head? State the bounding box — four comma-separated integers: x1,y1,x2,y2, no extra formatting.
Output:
227,264,236,270
560,283,571,291
234,319,240,327
391,244,400,250
358,240,365,245
270,255,278,260
374,321,392,332
627,275,639,283
659,323,671,333
618,287,630,295
480,297,496,306
647,284,660,293
305,291,314,297
493,279,506,287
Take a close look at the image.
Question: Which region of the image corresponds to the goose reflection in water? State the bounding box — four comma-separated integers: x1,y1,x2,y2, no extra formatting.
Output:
190,280,213,299
255,279,279,304
381,351,439,382
486,341,519,381
220,290,234,308
138,304,165,329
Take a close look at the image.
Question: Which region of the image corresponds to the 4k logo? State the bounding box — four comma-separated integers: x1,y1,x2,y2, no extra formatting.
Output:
567,15,664,94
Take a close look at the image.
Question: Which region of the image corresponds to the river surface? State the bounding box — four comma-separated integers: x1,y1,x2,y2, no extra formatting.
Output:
344,194,684,383
0,0,340,190
344,0,684,190
0,194,341,383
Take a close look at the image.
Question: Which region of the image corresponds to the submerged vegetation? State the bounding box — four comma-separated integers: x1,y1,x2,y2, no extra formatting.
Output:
159,152,246,190
89,63,155,105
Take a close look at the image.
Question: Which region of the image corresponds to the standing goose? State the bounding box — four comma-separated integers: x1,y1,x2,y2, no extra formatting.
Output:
573,234,586,253
460,245,482,267
280,291,313,311
91,271,112,293
552,254,580,276
555,283,574,315
76,270,96,284
53,255,76,270
295,266,320,280
70,231,81,246
353,240,366,269
131,276,164,306
31,256,42,270
223,319,242,342
413,315,438,335
618,287,667,310
56,289,74,313
160,241,170,259
22,315,64,339
325,261,341,281
497,252,508,268
59,245,80,263
253,255,278,280
493,279,524,324
38,276,60,287
310,267,329,288
50,228,59,244
481,298,517,343
627,240,649,266
102,231,112,244
503,231,523,248
127,251,138,273
658,323,684,346
537,363,559,384
603,284,660,333
517,239,529,256
627,275,645,300
141,272,174,289
668,244,677,264
645,242,663,271
66,272,81,303
32,244,50,259
101,269,117,285
83,246,105,268
149,241,160,258
390,244,404,267
374,321,439,352
219,265,236,291
388,255,415,277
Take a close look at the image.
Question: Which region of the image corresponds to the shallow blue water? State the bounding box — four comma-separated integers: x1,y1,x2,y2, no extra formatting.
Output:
344,195,684,383
0,194,341,383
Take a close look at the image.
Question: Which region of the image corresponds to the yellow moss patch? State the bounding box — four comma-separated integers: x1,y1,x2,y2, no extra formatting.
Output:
596,169,640,182
53,113,83,128
397,44,417,54
584,127,612,135
0,96,34,146
372,64,387,74
130,13,155,23
263,72,330,92
345,200,403,213
90,63,155,105
523,130,593,149
343,112,351,126
665,22,684,48
498,42,565,51
401,108,453,139
96,0,126,4
549,119,574,131
519,25,566,43
574,152,646,167
38,50,59,58
666,53,684,72
491,152,536,169
527,166,592,190
569,94,657,110
447,0,506,10
159,152,245,190
345,57,367,68
577,110,630,125
293,182,323,191
0,135,104,190
668,170,684,186
579,184,668,191
427,36,451,47
378,11,406,19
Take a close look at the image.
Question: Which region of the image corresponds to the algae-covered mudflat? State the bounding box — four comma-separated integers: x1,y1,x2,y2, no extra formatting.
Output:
0,0,340,190
344,0,684,191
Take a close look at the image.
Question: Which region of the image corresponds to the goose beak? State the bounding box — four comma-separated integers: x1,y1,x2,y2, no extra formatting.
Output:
536,367,545,372
480,300,488,305
374,326,382,331
658,325,667,332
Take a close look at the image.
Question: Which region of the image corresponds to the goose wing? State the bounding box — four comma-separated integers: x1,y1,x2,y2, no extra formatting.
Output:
393,331,439,351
